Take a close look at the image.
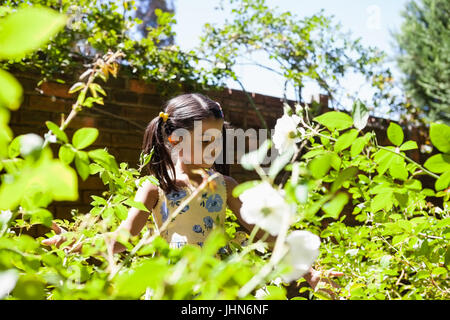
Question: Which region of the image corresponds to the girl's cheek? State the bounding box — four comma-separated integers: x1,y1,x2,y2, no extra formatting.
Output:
178,142,196,164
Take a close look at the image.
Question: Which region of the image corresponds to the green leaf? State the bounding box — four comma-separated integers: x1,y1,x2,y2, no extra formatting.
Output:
45,121,68,143
430,123,450,154
370,191,393,213
124,199,149,212
58,144,75,164
396,219,413,233
391,192,408,209
389,155,408,181
404,179,422,190
435,170,450,191
232,180,261,198
308,153,332,179
313,111,353,131
445,247,450,267
399,140,418,151
424,154,450,173
301,148,324,159
322,193,349,219
68,82,86,94
91,195,107,206
350,133,371,158
75,151,90,181
28,208,53,227
72,128,99,149
114,204,129,220
373,148,396,175
387,122,404,146
264,285,287,300
113,259,169,299
8,136,21,158
432,267,447,276
0,6,67,60
44,160,78,201
89,83,107,96
0,69,23,111
334,129,359,153
12,275,45,300
392,233,408,246
331,166,358,192
88,149,119,174
351,100,369,131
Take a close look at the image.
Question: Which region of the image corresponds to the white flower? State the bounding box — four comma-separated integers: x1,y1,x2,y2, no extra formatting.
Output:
239,182,294,236
44,132,57,143
272,114,303,153
19,133,43,157
281,230,321,282
0,269,18,299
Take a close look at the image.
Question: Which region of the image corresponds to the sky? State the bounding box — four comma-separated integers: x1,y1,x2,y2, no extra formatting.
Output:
172,0,411,117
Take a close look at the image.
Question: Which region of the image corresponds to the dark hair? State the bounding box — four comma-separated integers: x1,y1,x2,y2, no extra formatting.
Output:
142,93,229,193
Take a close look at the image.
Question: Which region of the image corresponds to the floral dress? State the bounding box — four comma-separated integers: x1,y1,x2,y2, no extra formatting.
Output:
151,170,227,249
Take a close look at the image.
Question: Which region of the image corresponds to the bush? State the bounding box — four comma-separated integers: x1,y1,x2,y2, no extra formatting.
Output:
0,5,448,301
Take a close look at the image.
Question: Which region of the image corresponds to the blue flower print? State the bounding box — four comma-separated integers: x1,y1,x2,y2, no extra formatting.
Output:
160,201,169,222
167,190,187,201
218,245,228,254
203,216,214,230
180,205,189,214
205,194,223,213
193,224,204,234
167,189,187,207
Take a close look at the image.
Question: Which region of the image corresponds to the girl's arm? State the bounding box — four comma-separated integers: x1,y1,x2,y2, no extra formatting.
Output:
109,180,159,253
42,180,159,254
223,175,276,246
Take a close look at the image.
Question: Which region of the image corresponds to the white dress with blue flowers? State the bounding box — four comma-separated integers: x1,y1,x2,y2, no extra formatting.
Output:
151,170,227,249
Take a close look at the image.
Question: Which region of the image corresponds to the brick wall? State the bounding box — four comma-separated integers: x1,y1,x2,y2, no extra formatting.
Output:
8,68,431,235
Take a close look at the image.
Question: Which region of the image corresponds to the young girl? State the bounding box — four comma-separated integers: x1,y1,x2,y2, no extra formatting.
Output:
43,93,342,295
116,92,257,250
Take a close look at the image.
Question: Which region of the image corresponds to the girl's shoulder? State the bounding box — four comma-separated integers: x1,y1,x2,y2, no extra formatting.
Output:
222,175,239,196
135,178,160,211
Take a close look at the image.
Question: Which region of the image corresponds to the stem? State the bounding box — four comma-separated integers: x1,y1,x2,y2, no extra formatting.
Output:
247,225,260,246
376,145,440,180
238,212,290,298
42,50,124,148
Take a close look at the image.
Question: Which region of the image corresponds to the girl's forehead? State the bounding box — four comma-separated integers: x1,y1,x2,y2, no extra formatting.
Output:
196,118,224,132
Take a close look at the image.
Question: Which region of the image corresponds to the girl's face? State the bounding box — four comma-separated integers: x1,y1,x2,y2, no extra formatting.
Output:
170,118,224,169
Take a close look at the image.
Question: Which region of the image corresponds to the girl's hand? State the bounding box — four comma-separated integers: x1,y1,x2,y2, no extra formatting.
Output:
41,221,83,253
304,267,344,300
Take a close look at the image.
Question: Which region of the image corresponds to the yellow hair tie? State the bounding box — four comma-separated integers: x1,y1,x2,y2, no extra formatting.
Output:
159,111,169,122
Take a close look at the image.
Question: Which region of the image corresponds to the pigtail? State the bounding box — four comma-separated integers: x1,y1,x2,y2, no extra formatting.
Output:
212,121,230,176
142,116,177,193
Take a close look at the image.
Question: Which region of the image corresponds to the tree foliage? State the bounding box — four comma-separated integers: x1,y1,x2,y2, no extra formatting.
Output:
394,0,450,125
